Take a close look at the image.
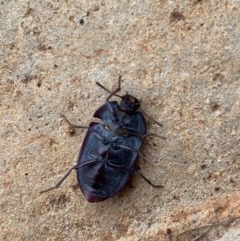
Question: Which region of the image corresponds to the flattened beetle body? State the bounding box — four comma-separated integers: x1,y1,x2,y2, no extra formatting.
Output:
77,122,142,202
40,76,163,202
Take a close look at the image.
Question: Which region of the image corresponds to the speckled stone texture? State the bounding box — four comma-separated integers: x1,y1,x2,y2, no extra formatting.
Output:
1,0,240,240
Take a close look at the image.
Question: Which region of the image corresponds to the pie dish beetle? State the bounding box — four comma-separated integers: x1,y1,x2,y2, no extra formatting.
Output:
40,76,164,202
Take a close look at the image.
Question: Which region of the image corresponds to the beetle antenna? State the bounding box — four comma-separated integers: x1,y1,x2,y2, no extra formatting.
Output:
96,75,123,99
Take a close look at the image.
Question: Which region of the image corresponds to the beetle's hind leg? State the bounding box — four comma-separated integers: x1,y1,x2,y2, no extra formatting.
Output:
135,152,164,188
40,165,77,194
107,160,163,188
135,169,163,188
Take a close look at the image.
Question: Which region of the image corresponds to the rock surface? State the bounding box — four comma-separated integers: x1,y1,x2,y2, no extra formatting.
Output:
1,0,240,240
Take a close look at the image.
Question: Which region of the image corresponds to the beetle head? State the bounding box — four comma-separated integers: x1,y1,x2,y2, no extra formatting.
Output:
119,95,140,114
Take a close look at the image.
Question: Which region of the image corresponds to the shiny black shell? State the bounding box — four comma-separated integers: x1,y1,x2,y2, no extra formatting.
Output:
77,122,142,202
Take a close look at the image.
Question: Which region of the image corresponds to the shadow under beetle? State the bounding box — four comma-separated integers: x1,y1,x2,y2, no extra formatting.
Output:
40,76,164,202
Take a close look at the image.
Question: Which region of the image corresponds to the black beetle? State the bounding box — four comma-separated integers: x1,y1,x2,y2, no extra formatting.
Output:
76,122,144,202
40,76,164,202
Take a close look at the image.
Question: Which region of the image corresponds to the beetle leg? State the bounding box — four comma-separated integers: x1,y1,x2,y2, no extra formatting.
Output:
115,144,138,152
88,128,106,141
106,162,127,170
62,114,112,147
40,160,98,194
115,128,160,140
40,165,77,194
96,77,122,124
106,162,163,188
61,114,89,130
116,144,141,153
115,144,146,162
115,125,145,137
106,75,121,101
135,169,164,188
143,132,166,140
106,101,118,118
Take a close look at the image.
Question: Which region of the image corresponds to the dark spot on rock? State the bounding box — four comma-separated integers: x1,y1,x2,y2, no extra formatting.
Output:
173,195,180,200
170,11,185,22
49,194,70,208
37,80,42,87
229,178,236,184
201,164,207,169
214,187,220,192
68,101,75,110
24,7,34,17
70,183,80,194
33,28,41,36
69,16,74,22
79,18,84,25
38,44,53,51
21,74,37,84
213,73,224,83
209,101,220,111
206,173,212,180
167,228,172,234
